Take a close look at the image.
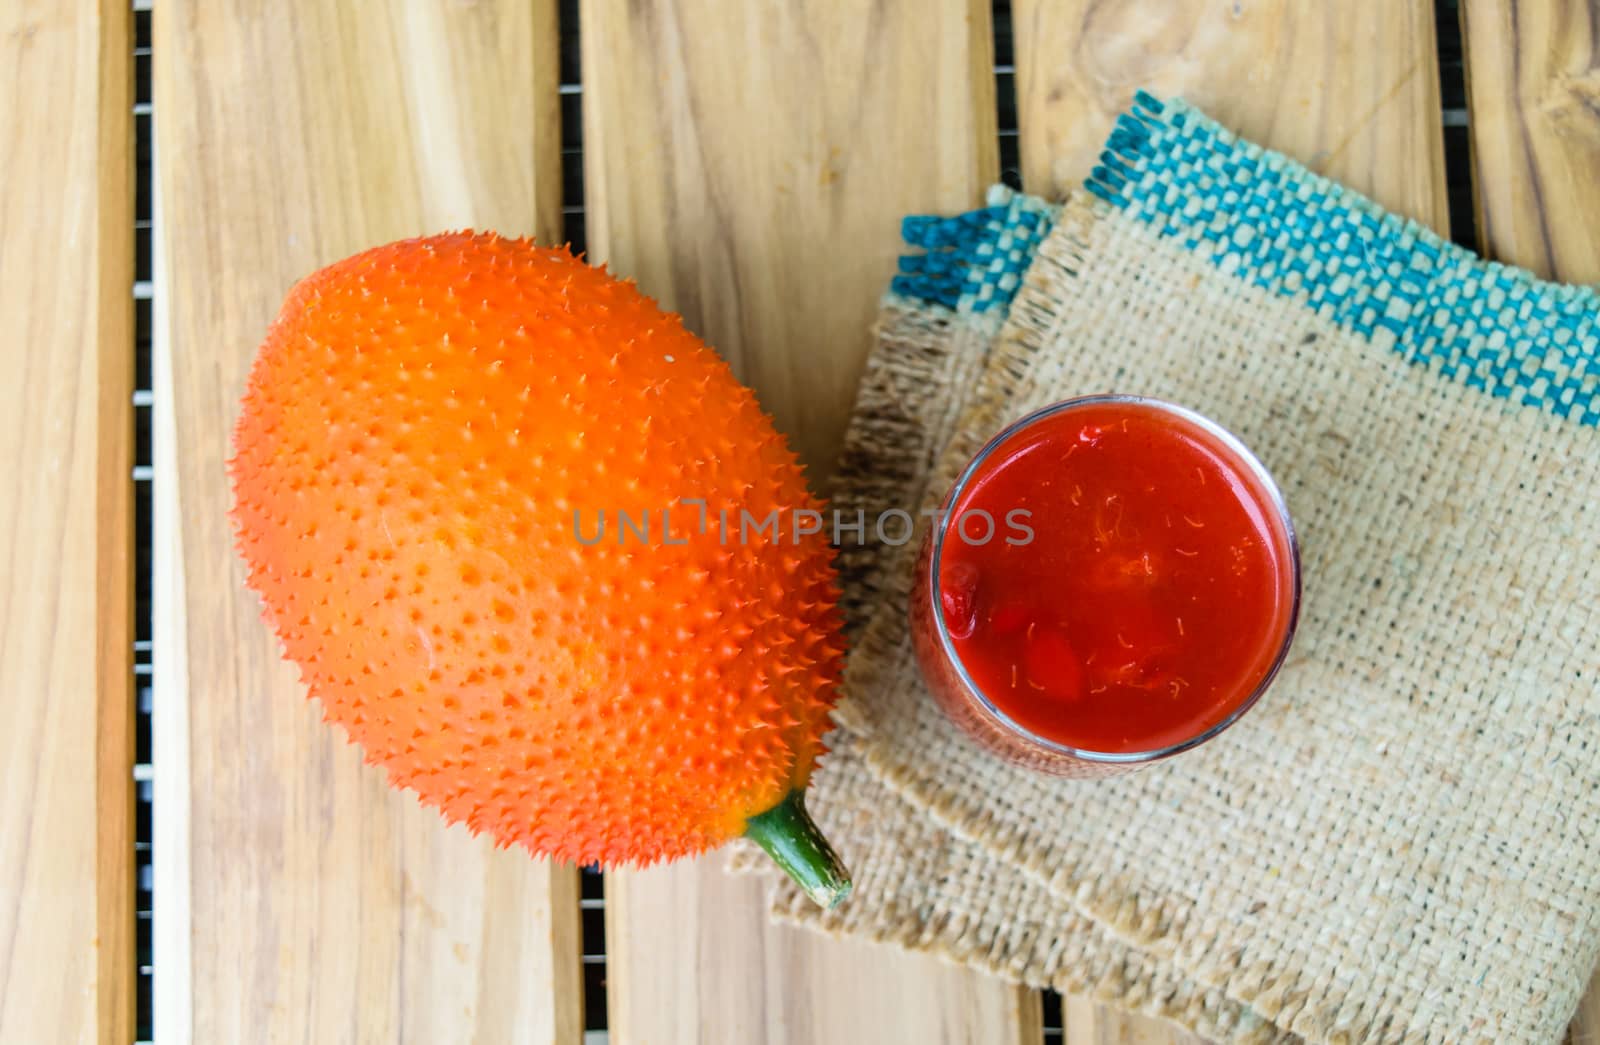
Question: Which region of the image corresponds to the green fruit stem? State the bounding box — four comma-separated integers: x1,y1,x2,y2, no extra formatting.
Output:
745,789,853,909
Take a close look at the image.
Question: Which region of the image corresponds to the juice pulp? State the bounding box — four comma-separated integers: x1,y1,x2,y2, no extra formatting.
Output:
937,399,1295,754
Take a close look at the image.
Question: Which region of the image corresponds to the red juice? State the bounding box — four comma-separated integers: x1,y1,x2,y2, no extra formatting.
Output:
913,396,1298,767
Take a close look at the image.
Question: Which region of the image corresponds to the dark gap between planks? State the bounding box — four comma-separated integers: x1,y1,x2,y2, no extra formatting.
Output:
134,1,155,1040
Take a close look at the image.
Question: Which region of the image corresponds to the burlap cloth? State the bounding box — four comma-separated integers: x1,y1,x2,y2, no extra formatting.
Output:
730,95,1600,1043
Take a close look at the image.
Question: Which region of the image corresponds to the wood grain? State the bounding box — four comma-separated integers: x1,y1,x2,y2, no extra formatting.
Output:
582,0,1000,481
1461,0,1600,282
1013,0,1450,232
0,2,134,1042
581,1,1038,1042
1061,995,1211,1045
1009,1,1449,1040
152,3,578,1042
609,864,1043,1045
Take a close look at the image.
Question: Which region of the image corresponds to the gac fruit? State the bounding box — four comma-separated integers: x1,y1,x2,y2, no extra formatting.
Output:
229,233,850,905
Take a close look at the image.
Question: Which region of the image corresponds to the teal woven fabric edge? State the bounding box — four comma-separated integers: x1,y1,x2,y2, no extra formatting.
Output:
892,186,1058,315
894,94,1600,425
1088,91,1600,425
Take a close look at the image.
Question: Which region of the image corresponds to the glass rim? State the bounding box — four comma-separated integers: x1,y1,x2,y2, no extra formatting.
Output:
926,393,1303,764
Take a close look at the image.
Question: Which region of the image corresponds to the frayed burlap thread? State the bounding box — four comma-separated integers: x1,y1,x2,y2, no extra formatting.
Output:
750,99,1600,1044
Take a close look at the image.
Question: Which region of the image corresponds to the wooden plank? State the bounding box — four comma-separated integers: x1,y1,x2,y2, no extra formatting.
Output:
1010,1,1449,1040
1460,2,1600,1037
582,0,1002,480
608,864,1043,1045
581,1,1039,1042
152,3,579,1042
1060,995,1210,1045
1461,0,1600,282
0,2,134,1042
1572,970,1600,1045
1463,7,1600,1035
1013,0,1451,232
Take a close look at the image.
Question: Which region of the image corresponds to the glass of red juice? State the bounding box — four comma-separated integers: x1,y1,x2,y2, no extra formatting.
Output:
910,395,1300,776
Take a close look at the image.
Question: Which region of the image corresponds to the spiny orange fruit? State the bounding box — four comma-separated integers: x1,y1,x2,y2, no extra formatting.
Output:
229,232,850,904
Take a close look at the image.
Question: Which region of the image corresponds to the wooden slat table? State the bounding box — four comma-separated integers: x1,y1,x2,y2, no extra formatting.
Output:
7,1,1600,1042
